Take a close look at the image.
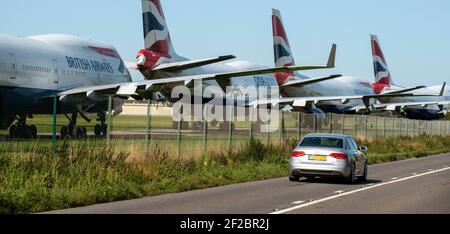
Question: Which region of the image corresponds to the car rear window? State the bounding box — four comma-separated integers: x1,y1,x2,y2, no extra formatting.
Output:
299,137,344,149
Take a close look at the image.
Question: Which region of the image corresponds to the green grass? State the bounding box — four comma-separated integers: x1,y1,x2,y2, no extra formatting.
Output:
0,135,449,214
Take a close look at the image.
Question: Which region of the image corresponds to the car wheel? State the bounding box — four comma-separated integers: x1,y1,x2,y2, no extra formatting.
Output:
359,162,368,182
345,164,356,184
289,175,300,182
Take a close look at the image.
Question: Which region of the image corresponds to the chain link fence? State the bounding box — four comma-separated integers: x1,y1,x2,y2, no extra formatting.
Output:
4,101,449,158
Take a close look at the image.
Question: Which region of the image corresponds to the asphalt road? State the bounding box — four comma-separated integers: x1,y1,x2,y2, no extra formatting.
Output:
46,153,450,214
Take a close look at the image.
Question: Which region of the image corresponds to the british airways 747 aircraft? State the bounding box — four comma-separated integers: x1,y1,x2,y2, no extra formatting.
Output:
133,0,340,104
369,35,450,120
0,0,339,139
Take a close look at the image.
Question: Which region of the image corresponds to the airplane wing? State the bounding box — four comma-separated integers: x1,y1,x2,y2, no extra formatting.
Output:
375,100,450,111
57,73,226,101
383,86,426,95
282,74,343,87
151,55,236,72
248,93,429,108
55,60,339,102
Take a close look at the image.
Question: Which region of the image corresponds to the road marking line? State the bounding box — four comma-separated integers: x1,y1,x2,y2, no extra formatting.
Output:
270,167,450,214
334,190,344,194
292,201,305,204
391,177,399,180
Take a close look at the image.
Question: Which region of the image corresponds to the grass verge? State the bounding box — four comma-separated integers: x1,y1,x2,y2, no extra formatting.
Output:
0,135,449,213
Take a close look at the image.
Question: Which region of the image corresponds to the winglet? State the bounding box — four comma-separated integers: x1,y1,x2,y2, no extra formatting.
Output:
439,82,446,96
327,44,337,68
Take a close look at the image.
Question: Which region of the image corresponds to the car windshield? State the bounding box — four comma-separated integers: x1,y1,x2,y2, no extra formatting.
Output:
299,137,344,149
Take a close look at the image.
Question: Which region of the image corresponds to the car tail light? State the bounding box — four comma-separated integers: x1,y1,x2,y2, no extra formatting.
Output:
330,153,348,160
291,151,305,157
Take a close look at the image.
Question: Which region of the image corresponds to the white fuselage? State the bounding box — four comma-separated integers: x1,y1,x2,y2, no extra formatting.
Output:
149,55,279,103
151,55,374,113
0,34,132,129
381,84,450,110
280,72,375,112
0,34,131,93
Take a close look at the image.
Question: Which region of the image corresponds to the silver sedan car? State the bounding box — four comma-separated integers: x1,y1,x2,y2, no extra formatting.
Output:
289,133,368,183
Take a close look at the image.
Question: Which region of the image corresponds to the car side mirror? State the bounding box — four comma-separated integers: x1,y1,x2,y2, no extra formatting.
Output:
359,146,368,152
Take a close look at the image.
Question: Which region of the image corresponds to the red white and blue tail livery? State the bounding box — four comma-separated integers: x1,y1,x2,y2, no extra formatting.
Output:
272,9,295,85
137,0,176,72
371,34,393,94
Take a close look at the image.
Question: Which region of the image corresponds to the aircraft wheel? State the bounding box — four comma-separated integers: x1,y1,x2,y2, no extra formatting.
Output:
192,121,203,131
101,124,108,136
15,124,31,139
61,126,69,139
9,125,17,139
172,121,178,129
76,126,87,139
219,122,228,131
94,124,102,137
29,125,37,139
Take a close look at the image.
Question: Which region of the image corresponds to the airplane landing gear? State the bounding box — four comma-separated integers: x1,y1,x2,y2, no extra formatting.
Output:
9,114,37,139
94,112,108,138
61,112,87,139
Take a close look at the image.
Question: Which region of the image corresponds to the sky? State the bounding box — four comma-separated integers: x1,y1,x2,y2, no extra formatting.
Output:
1,0,449,86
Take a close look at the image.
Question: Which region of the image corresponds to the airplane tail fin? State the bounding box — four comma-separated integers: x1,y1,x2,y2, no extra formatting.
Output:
272,9,295,85
371,35,393,93
142,0,177,58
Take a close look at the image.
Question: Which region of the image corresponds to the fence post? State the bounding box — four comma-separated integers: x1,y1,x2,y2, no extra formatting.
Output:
249,120,254,140
227,106,233,154
177,107,182,157
341,114,345,134
106,95,112,146
329,114,333,133
52,94,57,156
364,115,368,140
145,99,152,148
430,121,433,136
415,120,418,137
375,117,378,138
313,114,317,133
447,121,449,136
383,117,386,137
354,115,357,137
430,121,432,136
393,118,395,137
297,112,302,139
401,118,404,137
279,111,284,145
203,113,208,152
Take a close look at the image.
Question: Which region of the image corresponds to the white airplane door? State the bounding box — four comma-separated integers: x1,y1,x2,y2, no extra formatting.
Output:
52,59,60,86
9,53,17,80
